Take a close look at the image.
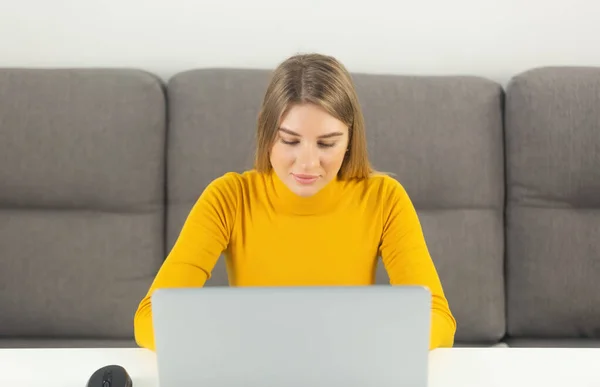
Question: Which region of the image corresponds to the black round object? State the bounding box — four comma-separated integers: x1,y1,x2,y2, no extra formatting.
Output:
86,365,132,387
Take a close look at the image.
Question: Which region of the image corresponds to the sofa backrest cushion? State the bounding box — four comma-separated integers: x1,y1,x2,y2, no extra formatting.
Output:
352,74,506,343
165,69,269,284
0,69,166,339
505,67,600,339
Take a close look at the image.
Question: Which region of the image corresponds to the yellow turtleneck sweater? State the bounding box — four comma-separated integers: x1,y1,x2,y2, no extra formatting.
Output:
134,170,456,351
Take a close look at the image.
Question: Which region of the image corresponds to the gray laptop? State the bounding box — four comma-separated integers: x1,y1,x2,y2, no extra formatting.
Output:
151,285,431,387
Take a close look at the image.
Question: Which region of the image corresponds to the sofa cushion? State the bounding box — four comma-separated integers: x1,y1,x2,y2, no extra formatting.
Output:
353,74,506,344
454,342,509,348
505,339,600,348
505,67,600,339
0,69,166,339
166,69,269,285
0,338,137,348
167,69,506,344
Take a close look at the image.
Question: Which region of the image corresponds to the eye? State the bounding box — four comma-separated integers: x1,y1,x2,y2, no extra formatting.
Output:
318,142,336,148
281,139,299,145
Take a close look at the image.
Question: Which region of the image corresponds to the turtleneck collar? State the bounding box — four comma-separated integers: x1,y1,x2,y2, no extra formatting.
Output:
267,170,342,216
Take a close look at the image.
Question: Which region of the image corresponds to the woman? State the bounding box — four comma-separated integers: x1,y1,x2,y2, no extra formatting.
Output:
134,53,456,351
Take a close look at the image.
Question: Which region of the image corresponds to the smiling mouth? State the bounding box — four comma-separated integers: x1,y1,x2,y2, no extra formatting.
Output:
292,174,319,185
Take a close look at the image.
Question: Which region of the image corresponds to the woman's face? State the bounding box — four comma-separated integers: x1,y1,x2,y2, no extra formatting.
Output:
270,103,349,197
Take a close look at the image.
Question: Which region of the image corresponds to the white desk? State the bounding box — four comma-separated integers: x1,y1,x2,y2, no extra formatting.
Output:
1,347,599,386
428,347,600,386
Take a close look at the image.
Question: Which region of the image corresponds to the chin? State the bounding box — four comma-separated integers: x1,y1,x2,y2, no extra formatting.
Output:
294,187,319,197
288,179,323,197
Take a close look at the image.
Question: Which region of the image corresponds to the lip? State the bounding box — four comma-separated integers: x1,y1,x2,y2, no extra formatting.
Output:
292,173,319,185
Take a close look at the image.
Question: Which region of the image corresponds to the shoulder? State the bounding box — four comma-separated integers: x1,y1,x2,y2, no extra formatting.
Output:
345,173,416,221
337,172,410,212
204,170,244,191
201,169,264,200
356,174,423,233
348,172,409,200
191,170,262,223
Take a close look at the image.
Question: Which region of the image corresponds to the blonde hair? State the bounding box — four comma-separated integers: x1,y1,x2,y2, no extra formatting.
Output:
254,53,375,180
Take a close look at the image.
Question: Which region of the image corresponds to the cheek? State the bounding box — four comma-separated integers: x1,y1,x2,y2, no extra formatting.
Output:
269,143,294,168
321,147,347,169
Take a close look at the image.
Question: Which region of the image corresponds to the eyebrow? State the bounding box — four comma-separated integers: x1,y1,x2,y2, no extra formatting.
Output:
278,127,344,139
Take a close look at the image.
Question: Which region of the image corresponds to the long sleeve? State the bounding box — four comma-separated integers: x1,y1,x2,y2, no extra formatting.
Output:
133,173,240,350
378,178,456,350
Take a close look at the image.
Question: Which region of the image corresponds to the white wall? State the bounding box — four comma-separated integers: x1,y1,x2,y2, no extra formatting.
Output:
2,0,600,84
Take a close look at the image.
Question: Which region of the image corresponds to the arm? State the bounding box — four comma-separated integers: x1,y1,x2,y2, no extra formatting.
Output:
133,173,239,350
378,177,456,350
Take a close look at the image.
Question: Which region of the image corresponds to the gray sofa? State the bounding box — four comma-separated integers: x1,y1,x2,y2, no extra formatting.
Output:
1,65,598,348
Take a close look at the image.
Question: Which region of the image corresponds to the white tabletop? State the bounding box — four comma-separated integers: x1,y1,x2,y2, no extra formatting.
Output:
428,347,600,387
1,347,599,387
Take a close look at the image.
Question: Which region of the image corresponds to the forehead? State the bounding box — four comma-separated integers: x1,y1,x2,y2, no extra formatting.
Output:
279,103,348,136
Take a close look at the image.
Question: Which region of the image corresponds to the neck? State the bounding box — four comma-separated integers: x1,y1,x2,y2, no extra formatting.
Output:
268,170,341,215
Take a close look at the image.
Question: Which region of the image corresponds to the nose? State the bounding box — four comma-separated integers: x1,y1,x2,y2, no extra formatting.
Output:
297,143,319,169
